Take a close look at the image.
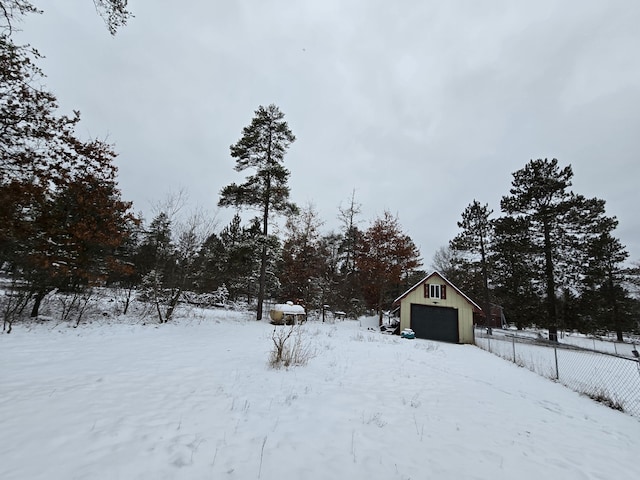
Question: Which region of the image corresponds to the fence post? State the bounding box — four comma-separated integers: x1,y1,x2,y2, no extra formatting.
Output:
512,335,516,363
554,346,559,380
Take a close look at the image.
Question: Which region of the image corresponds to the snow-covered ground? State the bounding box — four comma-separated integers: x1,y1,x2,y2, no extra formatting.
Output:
1,311,639,479
476,333,640,417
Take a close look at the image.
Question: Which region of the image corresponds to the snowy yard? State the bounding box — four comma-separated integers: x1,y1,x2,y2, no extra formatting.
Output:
476,333,640,417
1,311,639,479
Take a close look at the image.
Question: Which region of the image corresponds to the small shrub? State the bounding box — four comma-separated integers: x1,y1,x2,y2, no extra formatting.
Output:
268,324,315,369
1,283,31,334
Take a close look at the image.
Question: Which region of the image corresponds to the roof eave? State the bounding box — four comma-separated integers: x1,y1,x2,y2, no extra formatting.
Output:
393,271,483,313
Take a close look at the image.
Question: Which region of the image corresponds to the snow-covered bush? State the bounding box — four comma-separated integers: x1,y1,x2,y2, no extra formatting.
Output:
180,285,230,308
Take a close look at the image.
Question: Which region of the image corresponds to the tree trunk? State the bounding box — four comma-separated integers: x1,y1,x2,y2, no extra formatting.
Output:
609,277,624,342
613,301,623,341
479,236,492,328
257,174,271,321
30,290,46,318
155,298,164,323
542,218,558,341
614,323,624,343
257,243,267,321
165,289,181,322
122,284,134,315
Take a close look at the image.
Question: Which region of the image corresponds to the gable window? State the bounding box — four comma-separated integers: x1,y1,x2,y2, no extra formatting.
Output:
424,283,447,300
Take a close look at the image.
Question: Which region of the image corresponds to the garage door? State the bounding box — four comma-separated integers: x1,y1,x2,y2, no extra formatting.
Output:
410,304,459,343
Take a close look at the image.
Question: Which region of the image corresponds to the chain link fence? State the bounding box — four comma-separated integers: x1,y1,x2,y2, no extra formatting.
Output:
475,328,640,418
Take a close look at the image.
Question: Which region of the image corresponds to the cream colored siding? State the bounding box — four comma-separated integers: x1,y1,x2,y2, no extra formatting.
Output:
398,273,475,344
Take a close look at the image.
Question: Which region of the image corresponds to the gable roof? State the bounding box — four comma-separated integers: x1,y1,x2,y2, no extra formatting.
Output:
393,271,483,312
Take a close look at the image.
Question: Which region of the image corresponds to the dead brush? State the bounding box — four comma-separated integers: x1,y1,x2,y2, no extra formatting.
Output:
269,323,314,369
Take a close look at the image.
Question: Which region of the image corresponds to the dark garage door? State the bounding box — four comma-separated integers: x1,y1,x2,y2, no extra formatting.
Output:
410,304,459,343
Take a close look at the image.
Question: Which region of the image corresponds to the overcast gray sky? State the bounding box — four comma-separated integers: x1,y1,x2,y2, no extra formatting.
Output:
16,0,640,264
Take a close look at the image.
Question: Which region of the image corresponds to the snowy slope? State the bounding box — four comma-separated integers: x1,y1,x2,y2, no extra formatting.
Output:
1,312,638,479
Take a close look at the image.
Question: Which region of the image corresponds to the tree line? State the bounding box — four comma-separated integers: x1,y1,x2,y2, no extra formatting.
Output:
0,46,423,328
129,190,422,325
0,3,137,331
441,158,640,340
1,2,638,337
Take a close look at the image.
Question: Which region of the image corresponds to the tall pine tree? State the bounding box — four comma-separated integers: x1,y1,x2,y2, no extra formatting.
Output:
218,105,297,320
450,200,494,325
500,158,615,339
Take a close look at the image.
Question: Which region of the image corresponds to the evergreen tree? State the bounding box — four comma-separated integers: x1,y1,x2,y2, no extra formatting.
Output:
450,200,494,323
491,216,541,329
135,212,176,322
217,214,262,301
580,228,632,340
136,212,174,278
192,231,225,293
500,158,615,339
218,104,297,320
